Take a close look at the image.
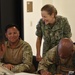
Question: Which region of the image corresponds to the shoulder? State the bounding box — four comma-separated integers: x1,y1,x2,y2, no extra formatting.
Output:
20,39,30,45
45,46,57,59
20,39,32,49
56,15,68,22
20,40,32,54
48,46,57,54
38,18,44,23
37,18,45,26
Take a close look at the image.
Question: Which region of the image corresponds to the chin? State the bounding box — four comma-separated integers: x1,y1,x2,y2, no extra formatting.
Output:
10,40,16,43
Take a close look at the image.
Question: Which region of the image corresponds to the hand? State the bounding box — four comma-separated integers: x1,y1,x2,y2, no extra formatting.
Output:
3,64,14,70
0,44,6,58
36,55,42,62
40,70,52,75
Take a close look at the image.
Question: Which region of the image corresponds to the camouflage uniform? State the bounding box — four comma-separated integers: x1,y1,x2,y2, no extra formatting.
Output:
38,45,75,74
0,39,33,73
36,16,72,56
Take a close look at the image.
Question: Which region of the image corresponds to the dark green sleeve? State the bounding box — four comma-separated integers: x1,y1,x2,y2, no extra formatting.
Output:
36,19,43,37
38,46,57,72
63,18,72,38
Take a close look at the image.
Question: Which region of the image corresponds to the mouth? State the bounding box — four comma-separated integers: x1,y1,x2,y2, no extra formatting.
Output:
44,21,49,24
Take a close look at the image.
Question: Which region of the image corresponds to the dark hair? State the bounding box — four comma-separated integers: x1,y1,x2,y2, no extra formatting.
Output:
41,4,57,16
5,24,19,33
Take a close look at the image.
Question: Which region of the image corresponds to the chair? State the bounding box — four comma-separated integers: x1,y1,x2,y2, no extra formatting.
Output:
33,56,39,71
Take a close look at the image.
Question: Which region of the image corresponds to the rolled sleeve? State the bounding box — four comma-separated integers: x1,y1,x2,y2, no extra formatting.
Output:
36,19,43,37
38,47,57,72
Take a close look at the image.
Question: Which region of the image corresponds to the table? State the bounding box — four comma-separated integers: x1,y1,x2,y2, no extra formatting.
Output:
0,66,39,75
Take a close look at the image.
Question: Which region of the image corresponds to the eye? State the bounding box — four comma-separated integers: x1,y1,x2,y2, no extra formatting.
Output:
8,33,12,35
14,32,17,34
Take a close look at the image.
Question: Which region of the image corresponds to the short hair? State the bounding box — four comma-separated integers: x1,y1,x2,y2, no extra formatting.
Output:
5,24,19,33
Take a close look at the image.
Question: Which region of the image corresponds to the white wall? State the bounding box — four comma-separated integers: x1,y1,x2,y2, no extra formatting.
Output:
23,0,42,55
42,0,53,5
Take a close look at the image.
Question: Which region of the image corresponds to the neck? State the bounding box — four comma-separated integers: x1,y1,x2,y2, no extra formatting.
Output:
9,39,19,49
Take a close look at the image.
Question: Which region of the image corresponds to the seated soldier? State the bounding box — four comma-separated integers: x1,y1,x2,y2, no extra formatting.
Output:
38,38,75,75
0,24,35,73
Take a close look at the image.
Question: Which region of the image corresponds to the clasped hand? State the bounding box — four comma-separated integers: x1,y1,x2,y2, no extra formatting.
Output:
40,70,52,75
3,64,14,70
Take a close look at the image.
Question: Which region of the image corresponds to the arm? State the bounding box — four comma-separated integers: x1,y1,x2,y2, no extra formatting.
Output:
36,36,42,61
11,42,33,72
0,44,6,66
38,48,56,75
36,19,43,61
0,44,6,59
0,44,14,69
63,18,72,38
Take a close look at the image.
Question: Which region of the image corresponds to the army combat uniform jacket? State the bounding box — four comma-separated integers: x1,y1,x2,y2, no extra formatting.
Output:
38,46,75,74
36,16,72,56
0,39,33,73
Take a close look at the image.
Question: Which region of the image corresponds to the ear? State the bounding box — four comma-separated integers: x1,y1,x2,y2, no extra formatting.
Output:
72,46,75,52
51,13,55,18
18,31,20,37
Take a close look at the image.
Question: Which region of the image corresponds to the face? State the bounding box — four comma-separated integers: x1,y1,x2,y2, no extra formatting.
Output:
5,27,20,43
58,46,73,59
41,11,55,24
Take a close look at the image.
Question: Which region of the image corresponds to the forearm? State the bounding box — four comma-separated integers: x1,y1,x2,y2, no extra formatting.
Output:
36,37,42,55
11,63,31,72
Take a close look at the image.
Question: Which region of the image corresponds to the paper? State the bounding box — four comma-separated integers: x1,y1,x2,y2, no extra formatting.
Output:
15,72,39,75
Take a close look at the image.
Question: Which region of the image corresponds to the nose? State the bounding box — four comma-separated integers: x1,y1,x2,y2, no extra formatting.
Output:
10,33,14,37
42,17,46,21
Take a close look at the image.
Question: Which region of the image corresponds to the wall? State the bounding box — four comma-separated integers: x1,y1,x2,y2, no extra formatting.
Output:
42,0,53,5
23,0,42,55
